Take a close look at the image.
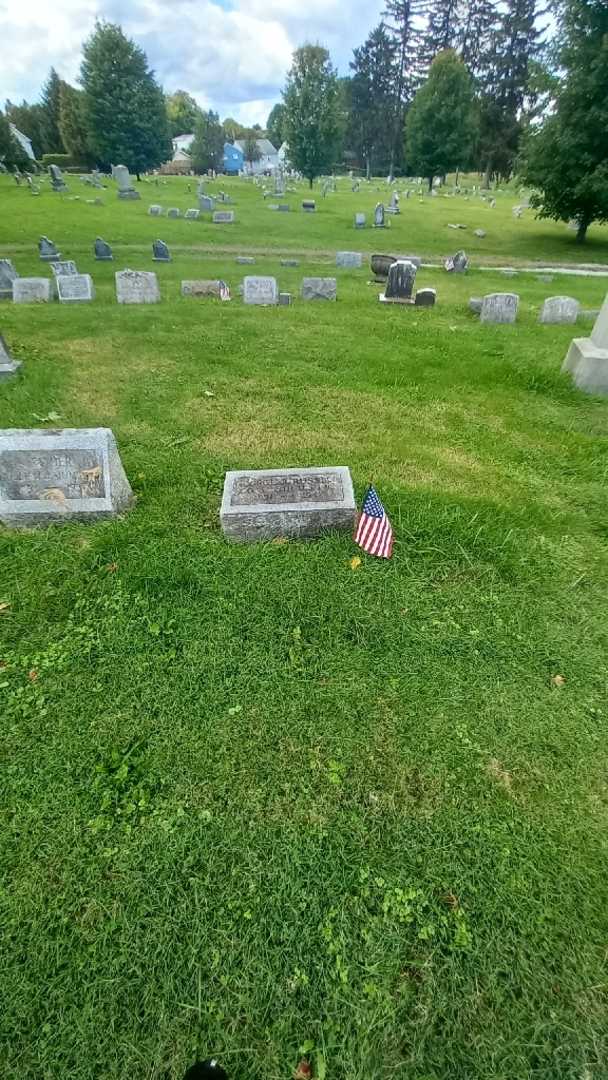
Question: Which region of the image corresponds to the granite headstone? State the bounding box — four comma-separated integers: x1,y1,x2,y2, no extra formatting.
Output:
115,270,160,304
220,466,356,541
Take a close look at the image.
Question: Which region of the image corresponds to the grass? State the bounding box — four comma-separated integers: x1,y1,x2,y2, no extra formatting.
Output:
1,172,608,1080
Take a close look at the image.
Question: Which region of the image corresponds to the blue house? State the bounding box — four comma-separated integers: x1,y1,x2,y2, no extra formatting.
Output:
223,142,244,175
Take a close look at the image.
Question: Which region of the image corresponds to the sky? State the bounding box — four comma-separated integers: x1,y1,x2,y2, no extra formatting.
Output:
0,0,385,128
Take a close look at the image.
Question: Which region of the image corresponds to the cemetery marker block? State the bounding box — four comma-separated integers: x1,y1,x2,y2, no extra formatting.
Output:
220,466,356,541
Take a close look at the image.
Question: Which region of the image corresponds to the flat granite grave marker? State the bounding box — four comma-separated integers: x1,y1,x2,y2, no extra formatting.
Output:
220,466,356,541
301,278,337,301
415,288,436,307
279,292,292,306
480,293,519,324
237,256,255,265
50,260,78,278
181,280,224,298
56,273,95,304
0,428,133,527
539,296,580,324
469,297,483,314
281,259,299,267
243,277,278,306
184,208,200,220
152,240,170,262
94,238,113,260
39,236,60,261
0,259,19,299
167,208,181,218
115,270,160,305
336,252,362,269
278,204,290,212
148,205,163,216
563,292,608,395
302,200,316,212
199,195,215,212
213,210,235,224
0,334,22,380
13,278,52,304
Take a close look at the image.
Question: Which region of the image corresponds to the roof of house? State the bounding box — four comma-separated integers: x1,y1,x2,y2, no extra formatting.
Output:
234,138,277,157
172,133,195,149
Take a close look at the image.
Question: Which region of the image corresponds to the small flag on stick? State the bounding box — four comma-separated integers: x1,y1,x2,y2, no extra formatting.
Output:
219,280,231,301
354,485,394,559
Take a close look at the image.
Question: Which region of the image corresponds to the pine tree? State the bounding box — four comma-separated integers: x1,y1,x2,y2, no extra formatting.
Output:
190,110,224,173
424,0,462,62
521,0,608,243
459,0,499,79
59,82,91,164
80,22,171,177
405,49,478,186
348,24,396,177
383,0,427,175
282,45,340,187
39,68,65,154
4,100,45,160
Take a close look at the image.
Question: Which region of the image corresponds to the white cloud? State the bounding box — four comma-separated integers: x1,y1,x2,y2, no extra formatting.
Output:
0,0,384,123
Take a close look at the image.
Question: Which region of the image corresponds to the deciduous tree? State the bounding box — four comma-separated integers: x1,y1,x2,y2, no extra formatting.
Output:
405,49,478,186
282,44,340,187
190,110,224,173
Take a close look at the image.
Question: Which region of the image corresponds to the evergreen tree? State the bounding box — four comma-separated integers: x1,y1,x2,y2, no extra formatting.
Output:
190,110,224,173
459,0,499,78
405,49,478,186
4,100,45,159
521,0,608,243
282,45,340,187
39,68,65,153
80,22,171,177
59,82,91,164
424,0,462,62
266,103,286,148
383,0,427,175
0,110,31,169
348,23,396,177
166,91,201,138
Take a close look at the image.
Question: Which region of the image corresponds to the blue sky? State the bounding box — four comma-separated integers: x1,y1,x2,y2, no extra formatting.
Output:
1,0,385,126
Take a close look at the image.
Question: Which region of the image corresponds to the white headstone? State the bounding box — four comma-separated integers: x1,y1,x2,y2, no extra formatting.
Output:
0,259,18,299
243,277,278,306
56,273,95,304
539,296,580,324
480,293,519,324
0,334,21,380
115,270,160,305
50,260,78,278
562,293,608,395
13,278,52,304
336,252,362,268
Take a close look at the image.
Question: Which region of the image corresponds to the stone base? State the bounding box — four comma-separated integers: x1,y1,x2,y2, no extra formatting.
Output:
118,190,141,200
378,293,414,304
95,255,113,261
0,360,22,381
563,337,608,396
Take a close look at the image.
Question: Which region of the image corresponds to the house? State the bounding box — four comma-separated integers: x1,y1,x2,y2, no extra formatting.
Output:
172,133,194,162
223,142,244,175
234,138,278,175
10,123,35,160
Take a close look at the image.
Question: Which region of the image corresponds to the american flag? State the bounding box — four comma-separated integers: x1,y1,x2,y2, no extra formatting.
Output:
219,280,230,301
354,486,394,559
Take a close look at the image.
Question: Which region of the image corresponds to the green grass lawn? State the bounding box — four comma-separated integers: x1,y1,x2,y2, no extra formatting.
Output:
1,173,608,1080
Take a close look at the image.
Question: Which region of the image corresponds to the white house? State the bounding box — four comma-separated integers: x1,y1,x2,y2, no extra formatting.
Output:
234,138,278,175
10,124,35,160
172,133,194,162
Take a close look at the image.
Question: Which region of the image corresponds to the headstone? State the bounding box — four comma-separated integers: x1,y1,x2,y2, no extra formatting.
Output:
212,211,235,223
0,259,19,300
268,204,280,211
149,205,163,216
56,274,95,304
278,204,290,212
562,293,608,395
114,164,140,200
373,203,385,228
444,250,469,273
380,259,417,304
0,334,22,380
480,293,519,324
469,297,483,314
278,292,292,306
302,200,316,212
474,229,486,238
181,280,224,298
354,213,366,228
48,164,68,192
539,296,580,324
152,240,170,262
537,274,554,283
371,253,421,279
95,238,113,261
280,259,299,267
50,260,78,278
115,270,160,305
236,257,255,265
39,236,60,261
415,288,436,307
199,195,215,211
13,278,52,304
184,208,200,220
388,191,400,213
220,466,356,542
167,208,181,218
336,252,362,269
0,428,133,527
243,277,278,306
301,278,337,302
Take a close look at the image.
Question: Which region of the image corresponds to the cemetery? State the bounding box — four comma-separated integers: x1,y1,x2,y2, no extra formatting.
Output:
2,160,608,1080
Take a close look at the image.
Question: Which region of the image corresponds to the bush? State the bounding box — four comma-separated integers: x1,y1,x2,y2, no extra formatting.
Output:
41,153,76,168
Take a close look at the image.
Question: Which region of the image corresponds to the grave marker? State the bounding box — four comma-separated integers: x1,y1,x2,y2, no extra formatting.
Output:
50,260,78,278
373,203,386,228
220,466,356,541
115,270,160,304
0,259,19,300
354,213,366,228
301,278,337,301
114,164,140,200
0,334,21,380
539,296,580,324
94,238,113,260
302,200,316,212
243,277,278,306
562,292,608,395
480,293,519,324
39,236,60,261
279,292,292,306
198,195,214,211
181,280,224,298
184,208,200,220
167,208,181,218
13,278,52,304
415,288,436,307
379,259,417,304
152,240,171,262
56,273,95,304
149,205,163,216
212,211,235,223
444,250,469,273
336,252,362,269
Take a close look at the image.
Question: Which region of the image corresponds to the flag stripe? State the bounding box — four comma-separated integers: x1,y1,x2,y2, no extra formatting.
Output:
354,485,394,559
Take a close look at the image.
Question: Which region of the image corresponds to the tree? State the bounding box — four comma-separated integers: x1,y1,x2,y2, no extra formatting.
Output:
4,100,45,160
282,44,340,187
59,82,91,164
243,131,262,171
521,0,608,243
223,117,247,141
459,0,500,79
424,0,462,63
405,49,478,187
266,103,286,148
39,68,65,154
80,21,171,177
166,91,201,138
190,110,224,173
383,0,427,175
348,24,396,177
0,110,31,169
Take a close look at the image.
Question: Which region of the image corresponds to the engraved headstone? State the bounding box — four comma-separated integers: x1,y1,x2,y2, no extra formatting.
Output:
48,163,68,192
373,203,386,228
95,237,113,260
0,428,133,527
56,274,95,304
13,278,52,303
444,250,469,273
220,466,356,541
167,207,181,218
278,204,290,212
380,259,417,303
474,229,486,238
415,288,436,307
387,191,400,214
539,296,580,324
149,205,163,216
39,236,60,261
354,213,366,228
181,280,223,298
302,200,316,212
562,292,608,395
152,239,170,262
50,260,78,278
198,195,214,211
469,297,483,314
336,252,362,269
243,276,278,306
279,292,292,306
281,259,299,267
480,293,519,324
212,211,235,223
0,334,22,380
184,208,200,220
301,278,337,301
115,270,160,304
0,259,19,300
114,164,140,200
237,257,255,265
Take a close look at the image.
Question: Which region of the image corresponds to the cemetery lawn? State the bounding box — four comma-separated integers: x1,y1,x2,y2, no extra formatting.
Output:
1,174,608,1080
